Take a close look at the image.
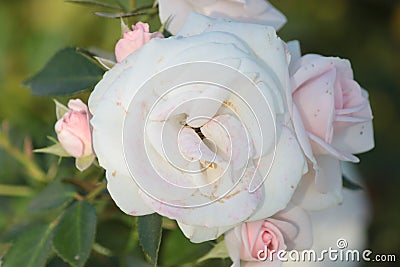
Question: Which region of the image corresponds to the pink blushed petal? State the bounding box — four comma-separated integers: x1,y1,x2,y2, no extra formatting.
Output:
56,128,85,158
308,132,359,163
270,205,313,250
115,39,140,62
332,120,374,155
68,99,88,112
291,55,336,93
293,68,336,144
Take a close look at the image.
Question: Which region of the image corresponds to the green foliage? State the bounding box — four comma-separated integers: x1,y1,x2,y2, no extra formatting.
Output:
65,0,122,10
96,219,133,254
23,48,105,96
160,228,214,267
2,224,54,267
197,241,229,263
53,201,97,267
29,179,76,213
137,214,162,266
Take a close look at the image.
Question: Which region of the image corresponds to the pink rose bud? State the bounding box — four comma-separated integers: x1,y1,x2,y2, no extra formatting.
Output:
55,99,93,158
115,22,163,62
225,206,312,266
292,55,374,162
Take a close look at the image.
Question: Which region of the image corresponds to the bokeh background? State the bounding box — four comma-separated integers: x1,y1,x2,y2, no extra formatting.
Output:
0,0,399,266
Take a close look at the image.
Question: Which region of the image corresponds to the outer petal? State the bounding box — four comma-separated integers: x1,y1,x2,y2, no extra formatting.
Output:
158,0,193,35
159,0,286,35
140,162,264,228
291,156,343,211
225,226,242,267
292,68,336,144
286,40,302,76
177,221,233,243
249,126,307,221
68,99,88,112
332,90,374,154
106,171,154,216
271,205,313,250
55,126,84,158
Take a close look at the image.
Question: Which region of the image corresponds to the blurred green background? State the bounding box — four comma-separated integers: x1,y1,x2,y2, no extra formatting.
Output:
0,0,399,266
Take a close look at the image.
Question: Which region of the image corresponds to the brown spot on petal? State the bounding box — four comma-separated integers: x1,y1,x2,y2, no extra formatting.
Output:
157,56,164,63
223,101,237,112
224,190,240,200
112,170,117,177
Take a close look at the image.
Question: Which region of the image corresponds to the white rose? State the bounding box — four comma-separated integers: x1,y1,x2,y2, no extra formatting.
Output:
158,0,287,35
89,14,307,242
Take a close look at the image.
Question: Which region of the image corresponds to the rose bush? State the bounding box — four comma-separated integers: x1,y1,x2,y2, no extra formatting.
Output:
158,0,286,35
224,205,312,267
287,42,374,209
89,14,308,242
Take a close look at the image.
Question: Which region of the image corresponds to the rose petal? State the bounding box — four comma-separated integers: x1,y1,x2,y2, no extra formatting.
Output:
160,0,286,35
271,205,313,250
106,171,154,216
308,133,359,163
292,157,343,211
292,68,336,143
249,126,307,221
55,124,84,158
177,221,233,243
201,114,251,171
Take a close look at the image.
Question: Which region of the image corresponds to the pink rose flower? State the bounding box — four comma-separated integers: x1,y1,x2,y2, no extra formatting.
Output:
291,54,374,163
114,22,163,62
55,99,92,158
287,41,374,210
225,205,312,267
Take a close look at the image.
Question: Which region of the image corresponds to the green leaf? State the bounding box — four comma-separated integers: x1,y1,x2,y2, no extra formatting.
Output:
197,241,229,263
93,56,115,70
54,99,69,120
53,201,97,267
34,142,71,157
137,214,162,266
124,255,154,267
24,47,105,96
75,154,95,171
2,224,54,267
29,179,76,213
343,175,363,190
160,228,213,267
96,219,133,254
93,10,145,18
65,0,122,10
